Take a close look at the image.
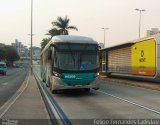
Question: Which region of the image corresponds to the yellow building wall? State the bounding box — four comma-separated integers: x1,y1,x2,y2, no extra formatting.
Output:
131,39,156,76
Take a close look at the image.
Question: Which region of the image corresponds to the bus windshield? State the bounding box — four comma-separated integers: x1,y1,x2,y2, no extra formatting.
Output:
0,64,5,68
54,51,99,71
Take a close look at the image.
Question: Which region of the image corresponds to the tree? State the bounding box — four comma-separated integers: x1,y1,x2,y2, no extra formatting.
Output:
41,38,51,50
4,46,19,65
52,16,78,35
46,28,61,38
0,45,20,66
41,16,78,49
0,48,5,61
0,43,5,61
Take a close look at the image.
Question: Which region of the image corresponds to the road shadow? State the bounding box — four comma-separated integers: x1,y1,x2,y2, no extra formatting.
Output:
54,89,97,97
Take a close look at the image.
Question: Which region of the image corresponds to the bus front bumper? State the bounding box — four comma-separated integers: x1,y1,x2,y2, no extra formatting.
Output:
51,76,100,90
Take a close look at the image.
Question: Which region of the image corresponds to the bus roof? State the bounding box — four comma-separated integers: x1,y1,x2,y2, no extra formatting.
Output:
52,35,98,44
41,35,98,55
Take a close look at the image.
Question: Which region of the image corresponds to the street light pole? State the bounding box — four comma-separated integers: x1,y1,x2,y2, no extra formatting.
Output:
135,8,145,39
30,0,33,75
101,28,109,48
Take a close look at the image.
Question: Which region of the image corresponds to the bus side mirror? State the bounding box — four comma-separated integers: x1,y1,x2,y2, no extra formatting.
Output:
48,50,52,60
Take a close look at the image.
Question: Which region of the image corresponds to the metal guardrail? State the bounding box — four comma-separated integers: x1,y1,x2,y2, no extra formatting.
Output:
33,72,72,125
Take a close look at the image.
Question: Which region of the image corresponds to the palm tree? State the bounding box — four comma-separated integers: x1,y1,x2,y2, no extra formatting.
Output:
52,16,78,35
41,38,51,50
46,28,61,38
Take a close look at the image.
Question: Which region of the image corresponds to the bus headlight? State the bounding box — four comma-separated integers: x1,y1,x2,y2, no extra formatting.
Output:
53,72,61,78
94,72,99,78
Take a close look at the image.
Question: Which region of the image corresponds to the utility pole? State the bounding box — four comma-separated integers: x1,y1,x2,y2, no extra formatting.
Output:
101,28,109,48
30,0,33,75
135,8,145,39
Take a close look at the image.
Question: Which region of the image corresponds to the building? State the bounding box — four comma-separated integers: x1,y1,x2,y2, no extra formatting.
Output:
11,39,29,57
11,39,40,60
32,47,41,60
146,28,160,37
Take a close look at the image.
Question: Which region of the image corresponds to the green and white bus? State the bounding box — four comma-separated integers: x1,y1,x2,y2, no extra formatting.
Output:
41,35,100,93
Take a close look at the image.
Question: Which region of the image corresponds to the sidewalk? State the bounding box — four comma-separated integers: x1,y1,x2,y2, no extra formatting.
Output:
100,75,160,91
1,75,52,125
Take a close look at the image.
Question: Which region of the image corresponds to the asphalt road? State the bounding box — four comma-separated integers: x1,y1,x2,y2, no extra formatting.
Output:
0,67,29,107
33,64,160,124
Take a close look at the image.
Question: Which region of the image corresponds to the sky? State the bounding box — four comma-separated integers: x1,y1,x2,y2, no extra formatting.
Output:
0,0,160,48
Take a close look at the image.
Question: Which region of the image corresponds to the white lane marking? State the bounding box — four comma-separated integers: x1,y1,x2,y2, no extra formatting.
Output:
1,82,8,86
98,90,160,115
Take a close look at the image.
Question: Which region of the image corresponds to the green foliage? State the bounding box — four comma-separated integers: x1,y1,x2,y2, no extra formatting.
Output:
41,38,51,50
0,48,5,61
5,46,19,61
52,16,78,35
46,28,62,38
41,16,78,50
0,45,19,65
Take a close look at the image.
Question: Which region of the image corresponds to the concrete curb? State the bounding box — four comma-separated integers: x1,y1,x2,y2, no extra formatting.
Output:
100,76,160,91
0,73,30,118
34,72,72,125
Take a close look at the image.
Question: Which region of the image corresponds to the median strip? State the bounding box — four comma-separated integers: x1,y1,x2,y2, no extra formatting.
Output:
34,72,72,125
